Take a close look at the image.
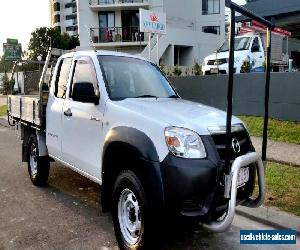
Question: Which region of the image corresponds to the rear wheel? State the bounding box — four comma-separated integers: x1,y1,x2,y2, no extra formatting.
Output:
27,136,50,186
112,170,152,249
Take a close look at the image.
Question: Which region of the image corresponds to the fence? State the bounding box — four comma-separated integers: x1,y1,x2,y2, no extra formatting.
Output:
169,72,300,122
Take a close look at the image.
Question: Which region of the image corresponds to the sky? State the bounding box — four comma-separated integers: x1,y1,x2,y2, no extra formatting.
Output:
0,0,245,56
0,0,50,55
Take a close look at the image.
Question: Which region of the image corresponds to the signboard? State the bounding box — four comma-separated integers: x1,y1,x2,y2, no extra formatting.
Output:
139,8,166,35
3,43,22,61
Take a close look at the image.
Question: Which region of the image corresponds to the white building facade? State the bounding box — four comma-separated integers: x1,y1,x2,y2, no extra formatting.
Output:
53,0,225,66
49,0,78,36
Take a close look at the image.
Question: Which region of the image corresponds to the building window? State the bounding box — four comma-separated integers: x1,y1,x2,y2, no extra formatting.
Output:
66,14,77,20
53,2,60,12
202,0,220,15
54,14,60,23
66,26,78,31
65,2,76,8
202,26,220,35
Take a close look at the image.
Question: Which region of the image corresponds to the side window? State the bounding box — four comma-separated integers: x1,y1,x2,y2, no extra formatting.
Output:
70,57,98,98
54,57,72,98
252,37,260,52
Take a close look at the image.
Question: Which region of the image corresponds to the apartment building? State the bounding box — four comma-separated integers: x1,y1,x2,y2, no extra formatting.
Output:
49,0,78,36
51,0,225,66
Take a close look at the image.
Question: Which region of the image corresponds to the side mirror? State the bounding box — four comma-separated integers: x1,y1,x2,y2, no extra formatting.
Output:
72,82,100,105
251,45,260,53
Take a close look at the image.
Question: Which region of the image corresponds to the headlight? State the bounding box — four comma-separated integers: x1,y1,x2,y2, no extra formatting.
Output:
164,127,206,159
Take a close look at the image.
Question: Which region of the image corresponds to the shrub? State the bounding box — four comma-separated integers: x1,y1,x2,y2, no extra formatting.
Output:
193,60,202,75
173,64,182,76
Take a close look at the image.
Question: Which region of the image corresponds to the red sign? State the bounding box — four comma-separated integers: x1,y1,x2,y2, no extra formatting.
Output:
240,21,291,37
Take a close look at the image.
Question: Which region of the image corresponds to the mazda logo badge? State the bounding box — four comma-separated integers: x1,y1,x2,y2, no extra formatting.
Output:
232,138,241,153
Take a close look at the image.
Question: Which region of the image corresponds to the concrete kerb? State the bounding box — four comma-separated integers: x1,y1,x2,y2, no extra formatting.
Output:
236,206,300,235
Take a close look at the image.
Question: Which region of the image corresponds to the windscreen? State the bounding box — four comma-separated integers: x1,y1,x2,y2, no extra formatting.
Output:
218,37,251,52
98,56,177,100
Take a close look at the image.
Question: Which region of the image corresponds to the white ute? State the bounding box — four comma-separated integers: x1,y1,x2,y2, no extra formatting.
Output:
202,24,290,75
7,49,265,249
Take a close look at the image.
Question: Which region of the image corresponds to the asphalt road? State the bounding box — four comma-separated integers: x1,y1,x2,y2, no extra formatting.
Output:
0,123,299,249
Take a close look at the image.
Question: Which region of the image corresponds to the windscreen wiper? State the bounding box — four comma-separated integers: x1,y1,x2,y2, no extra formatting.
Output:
136,95,158,98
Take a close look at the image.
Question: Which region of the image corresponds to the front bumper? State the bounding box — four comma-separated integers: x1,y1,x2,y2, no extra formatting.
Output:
202,64,229,75
159,135,263,227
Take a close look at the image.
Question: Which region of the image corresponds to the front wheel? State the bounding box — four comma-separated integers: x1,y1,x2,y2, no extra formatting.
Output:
27,136,50,186
112,170,152,249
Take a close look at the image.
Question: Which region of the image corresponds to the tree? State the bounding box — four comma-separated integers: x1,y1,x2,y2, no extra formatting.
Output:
0,56,14,73
28,27,79,61
0,73,14,95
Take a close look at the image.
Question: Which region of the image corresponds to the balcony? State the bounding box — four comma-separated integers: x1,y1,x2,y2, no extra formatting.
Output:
89,0,149,11
90,26,147,47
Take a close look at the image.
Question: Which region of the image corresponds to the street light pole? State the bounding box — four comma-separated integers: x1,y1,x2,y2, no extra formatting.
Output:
37,55,42,73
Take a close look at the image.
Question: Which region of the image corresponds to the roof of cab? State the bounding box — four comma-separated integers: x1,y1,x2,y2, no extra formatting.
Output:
62,50,149,62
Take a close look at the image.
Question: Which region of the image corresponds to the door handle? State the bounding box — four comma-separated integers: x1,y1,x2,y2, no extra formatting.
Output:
64,108,72,117
90,116,101,122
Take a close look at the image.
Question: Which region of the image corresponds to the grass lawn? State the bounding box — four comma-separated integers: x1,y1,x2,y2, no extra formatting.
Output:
239,116,300,145
257,162,300,217
0,105,7,117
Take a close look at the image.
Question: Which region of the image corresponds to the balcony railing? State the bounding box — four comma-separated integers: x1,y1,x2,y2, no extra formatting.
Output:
90,27,145,43
89,0,148,6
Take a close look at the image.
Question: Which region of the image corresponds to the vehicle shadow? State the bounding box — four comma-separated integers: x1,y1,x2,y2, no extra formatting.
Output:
45,162,237,249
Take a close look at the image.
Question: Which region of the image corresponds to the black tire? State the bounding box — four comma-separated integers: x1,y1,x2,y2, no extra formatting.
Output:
112,170,152,250
27,136,50,186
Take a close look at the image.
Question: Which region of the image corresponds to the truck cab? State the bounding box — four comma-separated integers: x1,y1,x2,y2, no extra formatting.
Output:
202,34,265,74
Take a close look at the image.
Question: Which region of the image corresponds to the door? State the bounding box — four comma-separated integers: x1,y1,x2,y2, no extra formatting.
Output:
250,37,265,71
99,12,115,42
62,56,103,179
46,57,73,159
121,10,140,41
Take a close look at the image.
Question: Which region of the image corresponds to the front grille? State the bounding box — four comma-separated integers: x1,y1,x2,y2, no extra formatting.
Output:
210,129,255,217
211,129,252,161
207,58,227,66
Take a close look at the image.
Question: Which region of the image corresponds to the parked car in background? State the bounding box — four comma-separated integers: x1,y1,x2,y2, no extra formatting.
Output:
202,22,291,75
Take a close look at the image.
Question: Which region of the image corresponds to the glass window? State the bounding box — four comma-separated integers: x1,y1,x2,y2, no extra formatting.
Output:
202,26,220,35
218,37,251,52
203,0,220,15
70,57,98,98
98,56,177,100
99,12,115,42
55,58,72,98
99,12,115,28
252,37,261,51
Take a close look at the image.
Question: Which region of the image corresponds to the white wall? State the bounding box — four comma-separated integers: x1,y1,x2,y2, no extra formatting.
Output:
154,0,225,65
77,0,98,48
